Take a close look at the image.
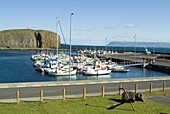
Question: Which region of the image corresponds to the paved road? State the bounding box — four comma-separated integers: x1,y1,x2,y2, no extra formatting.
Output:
148,96,170,106
0,77,169,102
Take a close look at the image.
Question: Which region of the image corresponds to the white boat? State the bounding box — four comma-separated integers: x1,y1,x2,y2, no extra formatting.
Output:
35,60,58,73
84,68,111,76
145,47,151,54
84,59,111,76
47,18,77,76
111,65,129,72
48,68,77,76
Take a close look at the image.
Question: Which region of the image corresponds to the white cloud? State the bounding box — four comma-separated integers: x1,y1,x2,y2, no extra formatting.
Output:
124,22,137,28
103,24,120,30
74,28,94,32
72,37,104,45
112,32,130,39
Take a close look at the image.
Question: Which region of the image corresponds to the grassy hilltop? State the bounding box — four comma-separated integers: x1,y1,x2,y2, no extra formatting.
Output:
0,29,60,49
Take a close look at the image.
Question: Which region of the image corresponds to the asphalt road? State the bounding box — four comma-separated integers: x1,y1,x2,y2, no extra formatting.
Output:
0,78,169,101
148,96,170,106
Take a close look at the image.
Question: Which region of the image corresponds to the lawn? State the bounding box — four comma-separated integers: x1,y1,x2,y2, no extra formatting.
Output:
0,91,170,114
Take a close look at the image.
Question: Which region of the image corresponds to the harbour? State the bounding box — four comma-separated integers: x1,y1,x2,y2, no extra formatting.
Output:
0,49,170,83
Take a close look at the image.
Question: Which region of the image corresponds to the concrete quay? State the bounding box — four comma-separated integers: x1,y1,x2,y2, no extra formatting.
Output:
97,53,170,73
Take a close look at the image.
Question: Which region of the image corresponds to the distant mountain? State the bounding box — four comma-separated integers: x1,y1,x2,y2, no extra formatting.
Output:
108,41,170,48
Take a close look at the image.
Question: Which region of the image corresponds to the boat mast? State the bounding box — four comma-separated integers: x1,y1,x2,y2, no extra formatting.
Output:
56,17,59,68
69,12,74,80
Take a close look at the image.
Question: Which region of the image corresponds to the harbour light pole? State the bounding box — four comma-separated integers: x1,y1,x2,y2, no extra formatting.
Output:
105,36,108,51
134,34,137,64
69,12,74,80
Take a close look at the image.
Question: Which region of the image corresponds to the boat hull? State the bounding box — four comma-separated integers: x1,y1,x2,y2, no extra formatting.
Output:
84,69,111,76
49,69,77,76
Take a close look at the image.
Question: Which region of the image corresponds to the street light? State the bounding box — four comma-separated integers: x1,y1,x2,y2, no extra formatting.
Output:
69,12,74,80
134,34,137,64
105,36,108,51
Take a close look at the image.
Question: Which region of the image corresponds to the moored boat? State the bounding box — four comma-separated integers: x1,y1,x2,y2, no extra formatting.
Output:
84,68,111,76
111,65,129,72
48,68,77,76
83,59,111,76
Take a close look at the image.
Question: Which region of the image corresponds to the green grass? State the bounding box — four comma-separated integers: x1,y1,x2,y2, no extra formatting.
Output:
0,91,170,114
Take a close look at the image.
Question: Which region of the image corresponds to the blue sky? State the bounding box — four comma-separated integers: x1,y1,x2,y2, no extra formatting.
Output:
0,0,170,45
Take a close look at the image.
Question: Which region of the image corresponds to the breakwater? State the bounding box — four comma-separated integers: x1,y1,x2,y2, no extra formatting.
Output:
146,64,170,74
96,53,170,74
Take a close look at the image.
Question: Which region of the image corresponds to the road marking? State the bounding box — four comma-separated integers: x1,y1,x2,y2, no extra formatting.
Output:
0,86,9,88
32,85,41,87
47,84,57,86
152,79,159,81
133,80,140,82
17,85,26,88
61,83,70,86
87,82,98,84
1,77,170,88
101,81,108,84
123,80,131,82
112,81,121,83
142,79,150,81
75,83,84,85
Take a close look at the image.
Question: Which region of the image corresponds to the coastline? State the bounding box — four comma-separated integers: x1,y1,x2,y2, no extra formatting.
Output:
0,47,67,51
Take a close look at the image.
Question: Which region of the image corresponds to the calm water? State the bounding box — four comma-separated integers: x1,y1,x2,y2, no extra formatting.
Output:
0,50,169,83
62,44,170,54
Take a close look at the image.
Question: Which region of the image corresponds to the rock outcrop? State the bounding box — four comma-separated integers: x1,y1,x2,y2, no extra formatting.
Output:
0,29,60,48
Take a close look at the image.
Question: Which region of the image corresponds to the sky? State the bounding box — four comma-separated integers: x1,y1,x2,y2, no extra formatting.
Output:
0,0,170,45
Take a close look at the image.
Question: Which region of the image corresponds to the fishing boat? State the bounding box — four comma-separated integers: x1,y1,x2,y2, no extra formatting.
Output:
48,17,77,76
84,59,111,76
84,68,111,76
48,68,77,76
111,65,129,72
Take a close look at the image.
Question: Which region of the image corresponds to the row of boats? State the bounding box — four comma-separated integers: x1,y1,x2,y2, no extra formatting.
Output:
31,52,129,76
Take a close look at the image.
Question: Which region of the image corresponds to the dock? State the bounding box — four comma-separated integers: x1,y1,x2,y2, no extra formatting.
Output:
95,52,170,74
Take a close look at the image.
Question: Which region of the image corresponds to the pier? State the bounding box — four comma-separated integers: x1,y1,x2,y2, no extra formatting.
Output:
95,52,170,73
72,50,170,73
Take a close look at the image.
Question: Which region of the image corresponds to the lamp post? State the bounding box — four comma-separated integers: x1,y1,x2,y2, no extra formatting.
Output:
69,12,74,80
105,36,108,51
134,34,136,64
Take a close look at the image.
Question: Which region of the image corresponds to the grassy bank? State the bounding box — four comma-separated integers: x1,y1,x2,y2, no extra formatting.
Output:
0,91,170,114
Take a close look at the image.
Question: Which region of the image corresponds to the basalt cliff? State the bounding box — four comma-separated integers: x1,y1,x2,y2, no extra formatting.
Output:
0,29,60,48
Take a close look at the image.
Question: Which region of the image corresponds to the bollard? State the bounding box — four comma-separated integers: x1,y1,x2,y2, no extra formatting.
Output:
63,88,66,100
83,87,86,99
119,85,122,95
150,83,152,93
135,83,138,94
163,82,166,96
102,86,105,97
40,89,43,102
16,91,20,104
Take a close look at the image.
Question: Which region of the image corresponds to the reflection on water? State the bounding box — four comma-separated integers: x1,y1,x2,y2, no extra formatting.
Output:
49,75,77,81
83,75,111,80
0,51,170,83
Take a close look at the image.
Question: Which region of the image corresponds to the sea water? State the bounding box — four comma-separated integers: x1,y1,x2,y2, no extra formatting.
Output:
0,50,169,83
